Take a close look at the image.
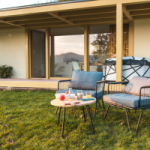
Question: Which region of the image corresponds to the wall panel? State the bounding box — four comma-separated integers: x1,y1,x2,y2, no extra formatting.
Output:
0,29,26,78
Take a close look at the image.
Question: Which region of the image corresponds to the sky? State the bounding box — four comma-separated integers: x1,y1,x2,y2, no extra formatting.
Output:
55,34,97,55
0,0,57,9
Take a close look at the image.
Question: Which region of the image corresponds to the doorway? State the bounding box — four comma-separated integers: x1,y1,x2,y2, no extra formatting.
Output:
31,30,46,78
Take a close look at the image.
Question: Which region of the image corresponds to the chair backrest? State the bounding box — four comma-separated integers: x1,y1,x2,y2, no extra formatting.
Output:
72,61,80,71
69,71,103,90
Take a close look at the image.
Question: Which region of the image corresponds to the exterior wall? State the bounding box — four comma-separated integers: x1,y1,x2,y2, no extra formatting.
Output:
134,19,150,59
0,29,26,78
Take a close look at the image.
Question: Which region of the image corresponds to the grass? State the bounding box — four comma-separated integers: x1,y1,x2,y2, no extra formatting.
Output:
0,90,150,149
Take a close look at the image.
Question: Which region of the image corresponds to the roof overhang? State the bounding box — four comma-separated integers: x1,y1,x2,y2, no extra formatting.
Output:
0,0,150,30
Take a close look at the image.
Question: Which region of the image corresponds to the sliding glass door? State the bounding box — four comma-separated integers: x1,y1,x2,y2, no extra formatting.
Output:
31,30,46,78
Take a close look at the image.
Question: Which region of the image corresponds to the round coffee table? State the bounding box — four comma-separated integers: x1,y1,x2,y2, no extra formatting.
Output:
51,97,96,137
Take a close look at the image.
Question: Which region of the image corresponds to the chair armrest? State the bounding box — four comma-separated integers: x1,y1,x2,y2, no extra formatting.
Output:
58,80,71,90
95,81,106,99
97,81,106,83
139,86,150,107
105,80,116,83
108,81,129,85
58,80,71,83
108,81,129,94
140,85,150,88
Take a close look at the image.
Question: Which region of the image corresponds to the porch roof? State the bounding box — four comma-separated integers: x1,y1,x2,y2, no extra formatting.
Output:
0,0,150,30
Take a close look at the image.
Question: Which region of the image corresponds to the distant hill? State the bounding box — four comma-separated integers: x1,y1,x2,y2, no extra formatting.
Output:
55,52,84,64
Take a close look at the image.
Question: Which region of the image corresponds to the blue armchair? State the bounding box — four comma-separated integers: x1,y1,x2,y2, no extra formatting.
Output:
56,71,105,117
103,76,150,133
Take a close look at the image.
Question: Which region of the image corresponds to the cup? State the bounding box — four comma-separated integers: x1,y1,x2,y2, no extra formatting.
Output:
77,90,83,100
86,91,91,98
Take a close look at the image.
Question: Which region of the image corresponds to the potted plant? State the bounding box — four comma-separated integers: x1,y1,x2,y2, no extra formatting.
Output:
0,65,13,78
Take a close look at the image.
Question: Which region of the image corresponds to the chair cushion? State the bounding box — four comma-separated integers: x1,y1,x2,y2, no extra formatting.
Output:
103,93,150,108
69,71,103,90
121,76,150,96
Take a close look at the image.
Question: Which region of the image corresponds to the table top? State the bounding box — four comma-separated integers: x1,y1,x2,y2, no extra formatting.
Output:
51,97,96,107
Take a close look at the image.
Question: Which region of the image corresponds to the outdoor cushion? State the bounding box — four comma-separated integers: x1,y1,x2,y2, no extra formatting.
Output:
56,89,103,99
69,71,103,90
103,93,150,108
121,76,150,96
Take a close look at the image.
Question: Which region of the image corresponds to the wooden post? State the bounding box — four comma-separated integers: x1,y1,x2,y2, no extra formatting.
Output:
45,28,50,79
84,25,89,71
129,21,134,57
25,29,31,79
50,35,55,77
116,3,123,82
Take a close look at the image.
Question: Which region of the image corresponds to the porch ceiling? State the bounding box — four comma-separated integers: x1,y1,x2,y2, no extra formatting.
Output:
0,2,150,30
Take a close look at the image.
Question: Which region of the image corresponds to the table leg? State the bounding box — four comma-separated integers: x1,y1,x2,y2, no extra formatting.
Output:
55,107,59,115
57,107,62,126
62,107,66,138
86,105,94,133
82,106,86,122
94,100,97,117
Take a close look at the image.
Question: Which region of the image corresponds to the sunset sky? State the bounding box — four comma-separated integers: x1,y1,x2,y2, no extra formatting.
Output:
55,35,97,55
0,0,57,9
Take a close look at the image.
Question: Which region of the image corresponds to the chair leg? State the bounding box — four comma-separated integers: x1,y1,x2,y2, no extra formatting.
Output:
94,100,97,118
98,100,102,108
57,107,62,126
103,105,110,120
136,109,143,133
125,108,131,131
82,106,86,123
128,108,130,114
55,107,59,115
102,98,105,110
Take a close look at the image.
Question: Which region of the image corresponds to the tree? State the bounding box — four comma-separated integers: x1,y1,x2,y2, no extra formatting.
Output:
91,33,109,63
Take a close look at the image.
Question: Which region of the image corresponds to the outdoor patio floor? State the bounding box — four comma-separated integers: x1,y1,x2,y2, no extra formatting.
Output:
0,90,150,149
0,78,59,90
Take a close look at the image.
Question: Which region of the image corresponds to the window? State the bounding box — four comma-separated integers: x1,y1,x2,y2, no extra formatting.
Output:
89,25,110,73
89,24,129,74
50,27,84,77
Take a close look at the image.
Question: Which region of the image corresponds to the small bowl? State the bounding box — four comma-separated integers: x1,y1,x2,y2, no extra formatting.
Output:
66,94,76,99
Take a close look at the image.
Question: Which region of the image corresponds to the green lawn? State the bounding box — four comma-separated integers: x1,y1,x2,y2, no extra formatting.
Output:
0,90,150,149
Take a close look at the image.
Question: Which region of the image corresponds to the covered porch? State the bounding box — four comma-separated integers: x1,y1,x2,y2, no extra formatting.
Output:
0,0,150,88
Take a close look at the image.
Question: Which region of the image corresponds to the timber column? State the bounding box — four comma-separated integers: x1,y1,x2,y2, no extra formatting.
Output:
129,21,134,56
116,4,123,81
25,29,31,79
45,28,50,79
84,25,89,71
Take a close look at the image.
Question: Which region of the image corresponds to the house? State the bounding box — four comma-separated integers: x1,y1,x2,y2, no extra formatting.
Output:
0,0,150,90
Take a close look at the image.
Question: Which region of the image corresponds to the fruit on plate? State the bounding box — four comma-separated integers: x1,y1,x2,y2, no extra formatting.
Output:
65,91,69,94
60,94,65,101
